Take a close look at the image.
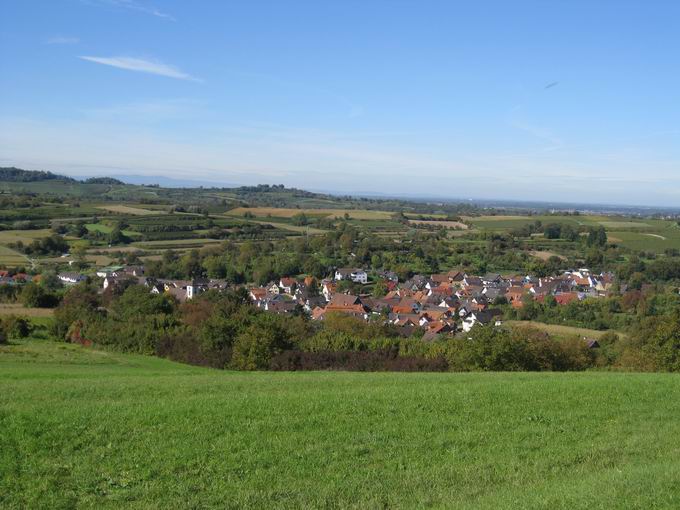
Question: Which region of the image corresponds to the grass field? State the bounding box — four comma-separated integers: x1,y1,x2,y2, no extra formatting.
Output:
2,340,679,508
132,238,222,250
96,205,161,216
0,246,28,266
506,321,626,340
408,219,468,229
529,250,566,261
0,229,54,244
0,304,54,317
227,207,394,220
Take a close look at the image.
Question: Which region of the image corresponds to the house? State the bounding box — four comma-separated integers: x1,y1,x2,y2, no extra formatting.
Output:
186,278,210,300
462,275,483,287
321,280,337,301
481,273,502,286
58,272,86,285
334,268,368,284
300,295,326,313
376,270,399,282
447,270,465,281
279,277,297,295
403,275,428,291
167,286,188,303
323,294,370,319
392,297,420,314
436,294,458,307
96,265,125,278
462,309,503,332
264,300,298,315
249,287,268,303
422,322,455,341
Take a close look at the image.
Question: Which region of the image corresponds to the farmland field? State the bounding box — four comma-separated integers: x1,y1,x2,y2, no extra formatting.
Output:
612,230,680,252
132,238,222,250
0,304,54,317
0,229,54,244
505,321,626,340
0,246,28,266
408,219,468,229
2,340,679,508
464,215,584,231
96,205,162,216
227,207,394,220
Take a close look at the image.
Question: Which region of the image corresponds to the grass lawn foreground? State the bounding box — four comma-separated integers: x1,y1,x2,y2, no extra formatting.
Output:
1,340,680,508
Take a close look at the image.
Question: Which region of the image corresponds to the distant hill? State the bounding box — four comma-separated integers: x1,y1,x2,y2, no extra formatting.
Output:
0,167,76,183
83,177,124,185
0,167,124,185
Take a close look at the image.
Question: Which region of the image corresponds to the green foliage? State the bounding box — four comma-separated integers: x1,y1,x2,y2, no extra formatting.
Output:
20,283,59,308
231,313,294,370
0,316,32,339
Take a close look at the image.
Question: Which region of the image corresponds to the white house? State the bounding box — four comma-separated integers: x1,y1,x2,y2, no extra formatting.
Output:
461,310,503,333
334,268,368,284
58,272,86,285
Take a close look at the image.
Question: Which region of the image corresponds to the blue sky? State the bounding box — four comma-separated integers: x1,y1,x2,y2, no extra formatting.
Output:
1,0,680,205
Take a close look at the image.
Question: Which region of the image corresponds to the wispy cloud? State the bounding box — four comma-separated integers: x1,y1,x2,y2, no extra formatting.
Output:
79,56,201,82
47,36,80,45
82,0,175,21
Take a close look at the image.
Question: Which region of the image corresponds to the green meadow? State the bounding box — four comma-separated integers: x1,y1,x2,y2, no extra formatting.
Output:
2,340,679,509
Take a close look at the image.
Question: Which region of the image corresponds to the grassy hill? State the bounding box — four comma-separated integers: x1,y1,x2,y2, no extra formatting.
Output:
2,340,679,508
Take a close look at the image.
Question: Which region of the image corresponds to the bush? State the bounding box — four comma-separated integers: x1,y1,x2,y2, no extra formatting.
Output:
1,316,31,339
270,349,448,372
231,314,293,370
157,332,232,369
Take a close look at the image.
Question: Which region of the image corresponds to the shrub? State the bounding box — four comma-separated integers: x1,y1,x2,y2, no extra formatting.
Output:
270,350,448,372
157,332,232,369
231,314,293,370
1,316,31,339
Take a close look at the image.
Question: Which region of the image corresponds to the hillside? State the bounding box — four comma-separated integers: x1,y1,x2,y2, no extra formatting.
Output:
0,167,76,183
1,340,679,508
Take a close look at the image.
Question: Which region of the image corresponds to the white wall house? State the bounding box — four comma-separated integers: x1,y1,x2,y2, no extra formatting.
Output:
334,268,368,284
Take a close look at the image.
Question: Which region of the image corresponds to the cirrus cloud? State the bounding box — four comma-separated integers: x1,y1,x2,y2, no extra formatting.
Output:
78,56,202,82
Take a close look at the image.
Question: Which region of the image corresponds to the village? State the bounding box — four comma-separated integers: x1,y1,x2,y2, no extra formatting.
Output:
29,263,617,341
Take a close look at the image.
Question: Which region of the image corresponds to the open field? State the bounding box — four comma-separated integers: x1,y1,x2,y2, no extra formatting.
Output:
506,321,626,340
227,207,394,220
2,340,679,508
96,205,162,216
529,250,566,261
0,246,28,266
597,220,652,229
464,215,584,231
241,219,329,234
0,304,54,317
408,219,468,229
132,238,222,250
0,229,54,244
612,230,680,252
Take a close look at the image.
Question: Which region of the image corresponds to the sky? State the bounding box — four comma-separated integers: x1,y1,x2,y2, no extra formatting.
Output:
1,0,680,206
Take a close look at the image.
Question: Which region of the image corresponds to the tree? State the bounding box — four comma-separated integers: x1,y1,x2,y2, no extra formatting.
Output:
291,212,309,226
231,314,292,370
39,270,63,292
372,280,388,298
108,227,130,245
21,283,48,308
